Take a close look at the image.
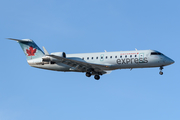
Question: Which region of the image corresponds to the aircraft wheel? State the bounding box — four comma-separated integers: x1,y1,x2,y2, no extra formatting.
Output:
159,71,163,75
94,75,100,80
86,72,91,77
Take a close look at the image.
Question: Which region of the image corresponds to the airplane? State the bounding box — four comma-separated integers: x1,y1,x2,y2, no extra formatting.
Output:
9,38,174,80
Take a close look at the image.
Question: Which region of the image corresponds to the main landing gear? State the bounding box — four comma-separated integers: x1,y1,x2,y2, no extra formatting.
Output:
85,72,101,80
94,75,100,80
159,66,163,75
86,72,91,77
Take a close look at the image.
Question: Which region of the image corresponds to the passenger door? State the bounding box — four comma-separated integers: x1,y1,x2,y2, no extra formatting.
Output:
139,53,144,63
100,54,104,61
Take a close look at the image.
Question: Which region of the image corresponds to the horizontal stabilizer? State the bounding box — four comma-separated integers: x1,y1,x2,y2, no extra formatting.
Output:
7,38,32,42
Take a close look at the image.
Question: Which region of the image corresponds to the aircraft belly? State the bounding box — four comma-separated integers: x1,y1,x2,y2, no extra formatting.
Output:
30,64,70,71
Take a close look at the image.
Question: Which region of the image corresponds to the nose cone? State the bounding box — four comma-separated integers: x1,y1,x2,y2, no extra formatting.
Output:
170,59,175,64
167,58,175,65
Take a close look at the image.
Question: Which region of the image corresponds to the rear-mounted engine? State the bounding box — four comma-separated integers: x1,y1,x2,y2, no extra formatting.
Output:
50,52,66,58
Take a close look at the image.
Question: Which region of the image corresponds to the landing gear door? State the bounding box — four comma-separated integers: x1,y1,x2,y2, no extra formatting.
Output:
139,53,144,63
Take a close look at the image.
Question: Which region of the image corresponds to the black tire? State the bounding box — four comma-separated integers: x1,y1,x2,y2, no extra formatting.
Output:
94,75,100,80
86,72,91,77
159,71,163,75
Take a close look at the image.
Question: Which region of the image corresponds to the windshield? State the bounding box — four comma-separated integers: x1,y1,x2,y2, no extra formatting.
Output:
151,52,164,55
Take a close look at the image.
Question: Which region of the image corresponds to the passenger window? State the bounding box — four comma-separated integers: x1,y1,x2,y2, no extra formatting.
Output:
92,57,93,59
125,55,127,58
106,56,108,59
115,56,117,58
130,55,132,57
120,56,122,58
101,57,103,59
82,57,84,60
110,56,112,58
87,57,89,60
96,57,98,59
135,55,137,57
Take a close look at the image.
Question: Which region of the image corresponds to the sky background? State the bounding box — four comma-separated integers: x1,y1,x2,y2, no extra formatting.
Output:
1,0,180,120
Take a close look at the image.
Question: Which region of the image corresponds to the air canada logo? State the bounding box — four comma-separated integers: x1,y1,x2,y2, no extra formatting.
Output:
26,46,36,59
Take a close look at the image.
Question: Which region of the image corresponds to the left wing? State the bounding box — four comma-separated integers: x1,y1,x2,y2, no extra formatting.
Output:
48,55,111,75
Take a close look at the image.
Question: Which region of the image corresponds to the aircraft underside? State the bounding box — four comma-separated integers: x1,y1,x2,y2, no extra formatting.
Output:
30,63,169,80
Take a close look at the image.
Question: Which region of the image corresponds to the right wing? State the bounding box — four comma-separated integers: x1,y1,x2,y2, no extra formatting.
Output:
48,55,111,75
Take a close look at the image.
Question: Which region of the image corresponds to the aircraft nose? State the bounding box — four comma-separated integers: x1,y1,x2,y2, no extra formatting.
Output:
168,58,175,65
170,59,175,64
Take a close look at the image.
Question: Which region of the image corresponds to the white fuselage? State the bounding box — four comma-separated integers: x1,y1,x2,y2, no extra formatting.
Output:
29,50,174,72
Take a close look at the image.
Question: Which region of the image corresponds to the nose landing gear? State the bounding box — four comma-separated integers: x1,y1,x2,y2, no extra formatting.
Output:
159,71,163,75
159,66,163,75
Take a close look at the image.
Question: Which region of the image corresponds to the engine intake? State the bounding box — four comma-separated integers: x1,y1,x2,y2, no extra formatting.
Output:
51,52,66,58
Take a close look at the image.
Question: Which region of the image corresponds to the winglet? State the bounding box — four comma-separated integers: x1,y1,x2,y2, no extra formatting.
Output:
43,46,49,55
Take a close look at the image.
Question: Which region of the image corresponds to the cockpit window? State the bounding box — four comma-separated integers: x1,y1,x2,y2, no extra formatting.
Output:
151,52,164,55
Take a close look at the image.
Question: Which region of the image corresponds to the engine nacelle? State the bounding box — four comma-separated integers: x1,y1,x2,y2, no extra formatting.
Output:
50,52,66,62
51,52,66,58
41,52,66,65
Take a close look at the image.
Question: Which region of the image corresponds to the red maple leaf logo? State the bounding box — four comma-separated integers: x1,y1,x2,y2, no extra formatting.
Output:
26,46,36,56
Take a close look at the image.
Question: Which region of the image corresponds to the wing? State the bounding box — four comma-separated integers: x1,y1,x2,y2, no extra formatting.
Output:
48,55,111,75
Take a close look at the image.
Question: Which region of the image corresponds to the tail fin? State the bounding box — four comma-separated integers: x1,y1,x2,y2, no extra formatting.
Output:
8,38,45,60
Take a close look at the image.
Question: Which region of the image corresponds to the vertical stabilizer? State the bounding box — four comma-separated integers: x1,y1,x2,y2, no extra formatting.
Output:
8,38,45,60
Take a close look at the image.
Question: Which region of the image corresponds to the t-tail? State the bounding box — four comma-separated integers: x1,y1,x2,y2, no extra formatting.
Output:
8,38,45,60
